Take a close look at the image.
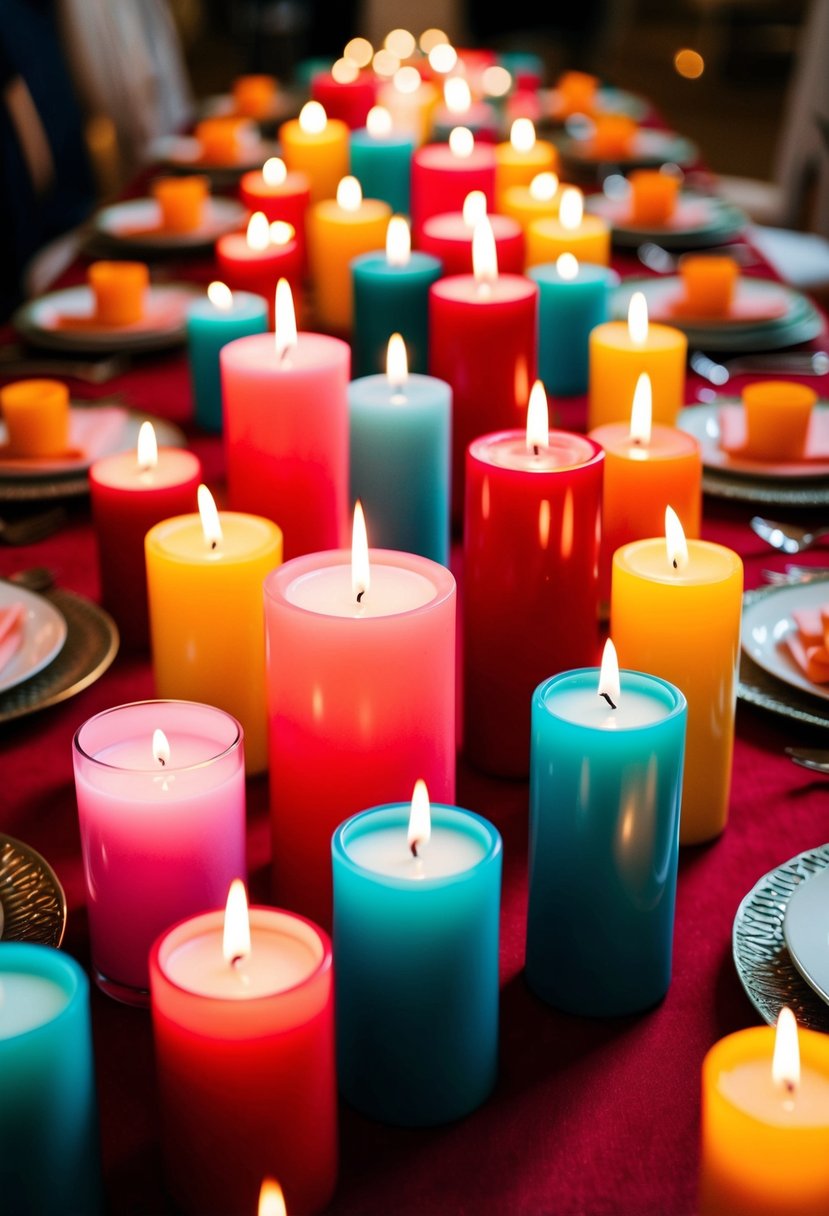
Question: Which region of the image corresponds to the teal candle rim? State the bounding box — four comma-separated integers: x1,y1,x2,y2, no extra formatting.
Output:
333,803,502,891
534,667,687,729
74,699,243,774
0,943,87,1043
351,250,443,277
185,291,269,322
528,264,620,288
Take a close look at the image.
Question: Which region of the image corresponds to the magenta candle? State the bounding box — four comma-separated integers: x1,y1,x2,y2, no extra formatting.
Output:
221,326,350,558
72,700,246,1004
463,423,605,777
410,139,496,242
263,547,456,927
420,210,525,276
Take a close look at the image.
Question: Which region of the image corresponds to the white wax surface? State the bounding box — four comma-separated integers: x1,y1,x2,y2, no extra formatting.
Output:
164,926,319,998
719,1061,829,1127
151,513,278,563
472,431,597,473
546,686,669,729
285,564,436,617
95,731,224,770
347,824,485,878
0,973,70,1038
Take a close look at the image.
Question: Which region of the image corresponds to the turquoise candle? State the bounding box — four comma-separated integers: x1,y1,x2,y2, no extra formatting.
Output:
332,799,502,1126
349,127,414,215
0,944,102,1214
348,353,451,564
529,259,619,397
186,286,268,432
351,243,442,377
526,661,687,1017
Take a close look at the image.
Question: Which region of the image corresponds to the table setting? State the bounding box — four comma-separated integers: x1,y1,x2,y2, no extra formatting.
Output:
2,30,829,1216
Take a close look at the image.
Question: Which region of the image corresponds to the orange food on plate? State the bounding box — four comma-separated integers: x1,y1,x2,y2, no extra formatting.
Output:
589,114,637,159
0,378,70,456
151,175,209,232
677,253,739,318
555,71,598,118
88,260,149,325
195,116,248,163
741,380,817,461
232,74,277,120
628,168,679,225
784,599,829,683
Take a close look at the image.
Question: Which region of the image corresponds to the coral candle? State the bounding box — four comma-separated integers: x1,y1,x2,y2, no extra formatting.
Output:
589,291,687,429
419,189,525,276
307,175,391,333
526,186,611,267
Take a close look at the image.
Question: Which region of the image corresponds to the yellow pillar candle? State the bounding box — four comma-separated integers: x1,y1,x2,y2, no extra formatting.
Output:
307,175,391,333
677,253,740,318
145,485,283,775
628,168,680,226
494,119,558,209
151,175,209,233
588,291,687,428
700,1009,829,1216
500,171,561,238
88,260,149,325
742,380,817,461
232,74,277,120
0,378,70,457
610,507,743,844
526,187,610,268
279,101,350,203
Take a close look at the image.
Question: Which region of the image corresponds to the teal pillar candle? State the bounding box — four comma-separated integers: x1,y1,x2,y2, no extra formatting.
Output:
526,663,687,1017
0,944,102,1215
351,247,442,376
186,287,269,432
332,800,502,1126
529,260,619,397
348,360,451,564
349,127,414,215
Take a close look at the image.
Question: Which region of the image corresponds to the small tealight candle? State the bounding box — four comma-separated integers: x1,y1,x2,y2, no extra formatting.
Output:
628,167,680,226
88,259,148,325
500,170,561,237
494,118,558,208
410,126,497,240
307,175,391,333
526,185,611,267
419,188,525,276
151,174,209,232
186,281,269,433
332,782,502,1125
589,291,687,428
238,157,311,266
529,252,618,395
279,101,350,203
215,211,302,328
526,640,687,1015
349,104,415,213
0,377,69,456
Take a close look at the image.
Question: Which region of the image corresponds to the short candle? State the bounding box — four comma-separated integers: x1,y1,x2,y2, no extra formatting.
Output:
410,127,496,240
419,190,525,277
278,101,350,203
526,186,611,268
589,290,687,429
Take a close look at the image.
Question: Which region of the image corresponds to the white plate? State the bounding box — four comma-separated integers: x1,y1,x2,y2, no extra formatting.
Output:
0,406,186,479
92,197,246,250
784,867,829,1005
742,581,829,703
678,401,829,480
585,191,747,248
0,581,67,694
12,283,199,354
560,128,698,169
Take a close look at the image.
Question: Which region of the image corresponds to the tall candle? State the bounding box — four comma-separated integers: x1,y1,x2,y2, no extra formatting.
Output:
307,175,391,333
186,282,268,433
526,186,611,267
279,101,350,203
238,157,311,268
410,127,496,240
349,105,414,214
529,254,617,396
215,212,302,329
589,291,687,429
419,190,525,277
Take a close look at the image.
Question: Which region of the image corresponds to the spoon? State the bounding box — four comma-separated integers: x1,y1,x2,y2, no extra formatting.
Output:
750,516,829,554
786,748,829,775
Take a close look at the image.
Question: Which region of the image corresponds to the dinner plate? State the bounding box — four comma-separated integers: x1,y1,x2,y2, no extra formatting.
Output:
733,842,829,1031
0,834,67,947
0,581,67,695
677,400,829,480
539,85,650,126
741,581,829,704
90,196,247,253
739,586,829,728
558,128,698,172
783,867,829,1005
13,283,199,354
585,190,747,249
147,133,281,184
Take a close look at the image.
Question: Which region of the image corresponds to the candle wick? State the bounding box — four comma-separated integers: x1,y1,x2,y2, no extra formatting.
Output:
601,692,617,710
211,540,218,551
672,558,678,570
633,437,641,446
410,841,418,859
230,953,245,968
785,1079,796,1094
158,757,166,767
356,590,365,604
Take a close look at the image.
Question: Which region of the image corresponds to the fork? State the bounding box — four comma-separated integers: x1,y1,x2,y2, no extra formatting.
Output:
0,506,67,546
751,516,829,554
762,565,829,584
691,349,829,386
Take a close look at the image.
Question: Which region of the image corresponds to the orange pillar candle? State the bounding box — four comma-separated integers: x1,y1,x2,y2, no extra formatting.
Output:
677,253,739,318
307,175,391,333
526,187,610,267
628,168,680,225
232,74,277,120
279,101,350,203
195,116,250,164
610,508,743,844
500,171,560,238
589,114,638,160
588,291,687,428
700,1008,829,1216
88,260,149,325
742,380,818,461
0,378,70,457
151,175,209,233
494,119,558,209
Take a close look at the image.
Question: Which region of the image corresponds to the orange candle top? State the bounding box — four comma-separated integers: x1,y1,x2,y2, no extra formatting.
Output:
741,380,817,461
590,114,637,160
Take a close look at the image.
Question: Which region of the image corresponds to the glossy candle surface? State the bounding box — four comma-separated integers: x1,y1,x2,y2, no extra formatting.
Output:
333,804,502,1125
307,194,391,333
311,71,377,128
410,142,496,239
493,136,558,206
419,210,524,277
186,290,268,433
463,429,604,776
526,669,686,1016
351,250,442,376
526,212,611,267
588,319,687,428
279,113,349,202
529,262,617,396
349,126,414,213
214,232,302,328
238,166,311,264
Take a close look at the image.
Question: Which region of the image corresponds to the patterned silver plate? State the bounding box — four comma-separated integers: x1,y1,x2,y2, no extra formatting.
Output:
738,588,829,730
0,834,67,946
733,843,829,1030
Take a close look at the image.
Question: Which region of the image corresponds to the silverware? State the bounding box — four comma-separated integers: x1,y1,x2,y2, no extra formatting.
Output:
0,346,129,385
637,241,759,274
762,565,829,585
691,349,829,386
786,747,829,774
0,507,67,546
751,515,829,554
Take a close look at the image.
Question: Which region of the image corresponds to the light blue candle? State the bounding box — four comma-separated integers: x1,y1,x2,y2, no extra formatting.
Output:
332,798,502,1126
186,285,268,432
348,348,451,565
0,944,102,1214
349,126,414,215
526,656,687,1017
529,259,619,396
351,232,442,376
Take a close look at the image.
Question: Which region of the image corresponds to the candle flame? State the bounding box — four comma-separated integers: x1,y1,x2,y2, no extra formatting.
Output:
525,380,549,452
136,420,158,472
420,28,447,54
408,778,431,856
598,638,621,708
556,252,579,281
246,211,270,252
530,172,558,202
386,215,411,266
152,728,171,767
258,1179,286,1216
772,1006,800,1093
510,118,536,153
665,506,689,572
449,126,474,158
559,187,584,231
385,28,416,59
344,37,373,68
629,373,652,445
197,483,223,550
628,291,649,344
386,333,408,390
367,105,393,138
207,280,233,310
222,879,251,966
274,278,298,361
262,157,287,187
472,216,498,290
332,56,359,84
269,220,295,246
482,64,512,97
444,76,471,114
428,42,457,74
372,49,400,78
462,190,487,228
337,175,363,212
299,100,327,135
351,500,370,603
394,65,422,95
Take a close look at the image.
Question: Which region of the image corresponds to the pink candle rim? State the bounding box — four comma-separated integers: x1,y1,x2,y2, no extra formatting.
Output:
73,699,243,773
469,429,605,472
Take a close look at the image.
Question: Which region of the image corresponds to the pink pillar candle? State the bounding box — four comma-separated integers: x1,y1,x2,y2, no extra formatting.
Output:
410,139,496,242
420,210,525,276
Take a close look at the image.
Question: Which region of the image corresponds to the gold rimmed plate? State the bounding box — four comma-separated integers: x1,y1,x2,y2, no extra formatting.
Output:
0,834,67,946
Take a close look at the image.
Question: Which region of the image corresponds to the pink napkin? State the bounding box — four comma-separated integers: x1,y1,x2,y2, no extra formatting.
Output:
783,600,829,683
0,603,25,675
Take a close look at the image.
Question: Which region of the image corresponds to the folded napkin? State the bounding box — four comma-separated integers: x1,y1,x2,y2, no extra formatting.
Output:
0,603,25,676
783,600,829,683
718,404,829,463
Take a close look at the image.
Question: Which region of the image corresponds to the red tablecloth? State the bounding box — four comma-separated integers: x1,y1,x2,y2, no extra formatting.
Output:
1,179,829,1216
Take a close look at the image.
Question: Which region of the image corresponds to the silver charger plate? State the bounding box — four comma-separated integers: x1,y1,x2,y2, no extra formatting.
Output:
0,833,67,946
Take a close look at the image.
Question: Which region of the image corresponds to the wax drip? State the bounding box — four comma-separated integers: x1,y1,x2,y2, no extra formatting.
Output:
601,693,617,710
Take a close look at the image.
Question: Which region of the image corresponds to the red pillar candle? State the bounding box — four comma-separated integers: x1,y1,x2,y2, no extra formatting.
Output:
428,216,538,524
463,383,604,777
89,422,201,649
411,128,496,242
420,192,525,276
311,67,377,129
215,212,303,327
149,881,336,1216
238,158,310,269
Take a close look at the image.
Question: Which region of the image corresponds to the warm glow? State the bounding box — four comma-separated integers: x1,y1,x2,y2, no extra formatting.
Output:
372,49,400,78
525,380,549,452
152,728,171,767
598,638,621,707
367,105,393,137
136,420,158,472
222,879,251,966
444,76,472,114
482,65,512,97
628,291,649,344
462,190,487,227
665,506,689,572
207,280,233,310
351,500,370,602
197,484,223,549
344,37,373,68
472,216,498,290
386,332,408,390
258,1179,287,1216
332,56,359,84
274,278,297,361
559,187,584,231
428,42,458,74
772,1006,800,1092
629,373,653,445
449,126,474,158
419,28,447,54
262,156,287,187
299,100,327,134
674,48,705,79
246,211,270,251
336,175,362,211
385,28,416,59
269,220,295,245
386,215,411,266
408,778,431,855
530,172,558,201
394,65,422,94
556,252,579,281
510,118,536,153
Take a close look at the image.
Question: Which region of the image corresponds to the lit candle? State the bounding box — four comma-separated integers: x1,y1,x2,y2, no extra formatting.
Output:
610,508,743,844
526,639,687,1015
428,214,538,524
526,185,611,267
494,118,559,208
349,104,415,214
588,291,687,429
307,175,391,334
0,945,102,1215
500,170,561,237
145,485,282,773
463,382,604,776
149,881,337,1216
529,252,618,396
186,281,268,433
89,421,202,650
278,101,350,203
376,66,440,147
410,126,496,241
431,74,499,142
263,506,457,925
72,700,247,999
700,1008,829,1215
311,59,378,129
220,280,350,557
238,157,311,268
215,212,302,328
419,189,525,277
